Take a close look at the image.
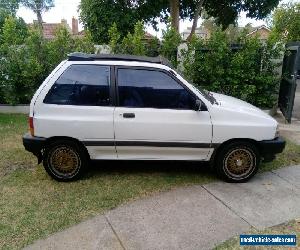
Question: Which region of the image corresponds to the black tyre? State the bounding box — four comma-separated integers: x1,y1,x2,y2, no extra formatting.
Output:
43,140,88,181
215,141,260,183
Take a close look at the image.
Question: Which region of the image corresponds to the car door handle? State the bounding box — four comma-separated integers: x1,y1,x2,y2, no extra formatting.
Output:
123,113,135,118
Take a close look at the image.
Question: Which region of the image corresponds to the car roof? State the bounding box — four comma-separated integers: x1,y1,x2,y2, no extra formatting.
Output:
68,52,173,68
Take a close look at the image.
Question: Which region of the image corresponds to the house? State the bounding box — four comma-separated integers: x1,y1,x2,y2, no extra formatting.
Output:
181,26,210,41
246,25,271,42
143,32,157,42
30,17,84,40
181,24,271,42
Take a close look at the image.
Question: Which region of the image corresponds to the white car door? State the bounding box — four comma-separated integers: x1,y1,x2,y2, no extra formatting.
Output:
114,67,213,160
33,63,116,159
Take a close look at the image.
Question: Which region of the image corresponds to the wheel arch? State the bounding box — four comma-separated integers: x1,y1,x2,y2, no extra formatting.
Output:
211,138,259,165
44,136,90,160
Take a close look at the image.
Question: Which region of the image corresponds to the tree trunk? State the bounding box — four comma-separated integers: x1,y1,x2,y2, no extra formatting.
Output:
36,10,43,28
169,0,180,32
187,0,205,42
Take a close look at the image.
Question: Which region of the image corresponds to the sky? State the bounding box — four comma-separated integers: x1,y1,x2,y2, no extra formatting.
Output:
16,0,298,38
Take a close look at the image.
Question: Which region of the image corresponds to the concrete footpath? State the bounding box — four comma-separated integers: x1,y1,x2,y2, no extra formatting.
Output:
25,165,300,250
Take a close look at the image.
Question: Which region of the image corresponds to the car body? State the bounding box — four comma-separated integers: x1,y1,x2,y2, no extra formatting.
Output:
23,53,286,182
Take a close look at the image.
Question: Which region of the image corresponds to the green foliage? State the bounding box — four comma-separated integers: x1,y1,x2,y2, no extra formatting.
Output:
108,20,181,65
130,21,146,56
0,0,20,15
47,25,73,69
109,21,147,56
73,31,95,54
80,0,280,43
182,30,283,108
160,21,182,67
146,36,160,57
47,25,95,69
0,16,31,104
270,3,300,42
0,13,27,43
108,23,121,54
80,0,141,43
203,0,280,28
0,17,95,104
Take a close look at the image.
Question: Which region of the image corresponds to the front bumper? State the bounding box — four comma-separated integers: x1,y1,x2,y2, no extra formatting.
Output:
23,133,46,158
258,137,286,161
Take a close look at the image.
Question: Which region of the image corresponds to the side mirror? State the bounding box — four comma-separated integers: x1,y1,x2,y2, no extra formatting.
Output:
194,99,202,111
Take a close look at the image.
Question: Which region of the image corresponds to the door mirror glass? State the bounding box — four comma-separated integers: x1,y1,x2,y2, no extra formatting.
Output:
194,99,202,111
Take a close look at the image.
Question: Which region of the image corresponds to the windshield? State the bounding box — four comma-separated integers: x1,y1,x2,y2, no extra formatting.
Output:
191,85,218,105
171,69,218,105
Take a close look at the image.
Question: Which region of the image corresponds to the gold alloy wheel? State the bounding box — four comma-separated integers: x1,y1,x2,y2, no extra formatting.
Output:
49,146,80,176
224,148,254,178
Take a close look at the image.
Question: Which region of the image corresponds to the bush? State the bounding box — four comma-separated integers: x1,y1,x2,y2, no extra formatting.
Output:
160,22,181,67
0,16,32,104
109,21,147,56
108,21,181,67
181,30,282,108
0,18,95,104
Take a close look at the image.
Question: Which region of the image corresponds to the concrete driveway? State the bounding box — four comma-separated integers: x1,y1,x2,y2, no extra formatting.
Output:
25,165,300,250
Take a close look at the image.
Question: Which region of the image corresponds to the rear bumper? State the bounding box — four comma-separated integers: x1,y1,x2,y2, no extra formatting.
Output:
258,137,286,161
23,133,46,157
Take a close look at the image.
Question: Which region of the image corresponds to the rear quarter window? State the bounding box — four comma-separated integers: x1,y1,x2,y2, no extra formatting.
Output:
44,65,111,106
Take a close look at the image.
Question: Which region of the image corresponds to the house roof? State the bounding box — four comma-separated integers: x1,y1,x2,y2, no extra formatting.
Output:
247,25,271,36
27,22,71,39
143,32,156,41
42,23,65,39
28,19,82,39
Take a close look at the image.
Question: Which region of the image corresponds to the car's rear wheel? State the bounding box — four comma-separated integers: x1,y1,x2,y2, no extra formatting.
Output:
43,140,88,181
215,141,260,182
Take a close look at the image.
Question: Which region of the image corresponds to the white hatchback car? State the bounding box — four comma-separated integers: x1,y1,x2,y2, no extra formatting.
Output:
23,53,285,182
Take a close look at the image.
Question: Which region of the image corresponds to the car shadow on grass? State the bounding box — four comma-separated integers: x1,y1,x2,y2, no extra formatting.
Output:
86,160,216,180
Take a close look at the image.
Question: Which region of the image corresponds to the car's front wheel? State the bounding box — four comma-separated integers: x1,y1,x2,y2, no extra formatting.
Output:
215,141,260,182
43,140,88,181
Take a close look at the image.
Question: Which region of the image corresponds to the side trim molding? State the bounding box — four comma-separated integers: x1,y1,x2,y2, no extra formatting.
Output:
83,141,115,147
83,140,220,148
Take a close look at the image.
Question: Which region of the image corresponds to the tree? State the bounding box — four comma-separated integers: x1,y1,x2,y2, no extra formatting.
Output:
169,0,180,32
80,0,141,43
133,0,280,38
21,0,54,26
0,0,20,15
0,0,22,36
0,14,27,43
80,0,280,44
174,0,280,39
270,3,300,42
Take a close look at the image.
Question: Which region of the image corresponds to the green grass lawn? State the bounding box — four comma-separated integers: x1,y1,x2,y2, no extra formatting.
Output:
215,219,300,250
0,113,300,249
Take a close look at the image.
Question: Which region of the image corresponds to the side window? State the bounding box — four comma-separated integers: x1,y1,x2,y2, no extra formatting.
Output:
117,68,196,110
44,65,110,106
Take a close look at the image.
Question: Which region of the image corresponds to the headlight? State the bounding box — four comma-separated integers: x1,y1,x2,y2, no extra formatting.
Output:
275,125,280,138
